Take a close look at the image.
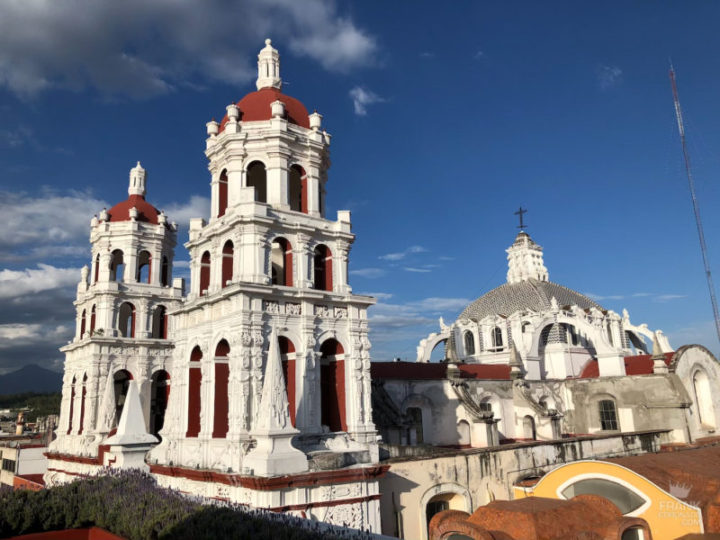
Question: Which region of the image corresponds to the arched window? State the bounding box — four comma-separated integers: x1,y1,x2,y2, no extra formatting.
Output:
464,331,475,356
523,415,536,440
271,238,293,286
406,407,424,444
151,305,168,339
218,169,228,217
313,244,333,291
199,251,211,294
78,374,87,434
80,309,86,338
457,419,471,446
94,254,100,283
118,302,135,338
136,250,152,283
161,256,170,287
564,324,579,346
221,241,233,288
67,376,76,434
693,369,716,429
109,250,124,282
212,340,230,438
186,346,203,438
150,370,170,438
279,336,296,426
320,339,346,432
289,164,307,213
90,305,96,334
246,161,267,203
491,326,503,350
113,370,132,425
561,478,648,515
598,399,619,431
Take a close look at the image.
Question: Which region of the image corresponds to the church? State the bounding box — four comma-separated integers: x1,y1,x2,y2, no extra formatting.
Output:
44,41,720,538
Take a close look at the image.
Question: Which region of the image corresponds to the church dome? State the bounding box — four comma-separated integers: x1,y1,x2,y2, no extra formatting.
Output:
458,230,604,321
458,278,603,321
107,194,160,225
218,87,310,131
106,162,161,225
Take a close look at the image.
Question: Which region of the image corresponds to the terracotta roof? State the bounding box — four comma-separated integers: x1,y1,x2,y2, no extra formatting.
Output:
107,195,160,225
430,495,649,539
219,87,310,132
605,443,720,529
370,361,510,381
15,473,44,485
578,352,674,378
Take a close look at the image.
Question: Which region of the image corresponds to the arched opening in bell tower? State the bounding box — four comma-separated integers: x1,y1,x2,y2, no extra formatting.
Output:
80,309,86,338
67,376,76,434
109,250,124,282
313,244,333,291
222,241,233,288
271,238,293,286
94,254,100,283
78,373,87,434
289,164,307,213
136,250,152,283
150,370,170,438
161,256,170,286
90,305,96,334
218,169,228,217
279,336,296,426
113,369,133,425
212,340,230,438
186,346,203,437
199,251,211,294
118,302,136,338
151,305,167,339
247,161,267,203
320,338,346,432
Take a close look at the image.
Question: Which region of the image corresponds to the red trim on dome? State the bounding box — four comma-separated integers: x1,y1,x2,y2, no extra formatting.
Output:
218,87,310,132
107,195,160,225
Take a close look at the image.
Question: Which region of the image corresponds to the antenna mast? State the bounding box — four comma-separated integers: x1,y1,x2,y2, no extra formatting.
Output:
669,65,720,344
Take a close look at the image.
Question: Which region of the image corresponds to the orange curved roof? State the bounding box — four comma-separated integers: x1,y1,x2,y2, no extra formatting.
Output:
107,194,160,225
219,87,310,131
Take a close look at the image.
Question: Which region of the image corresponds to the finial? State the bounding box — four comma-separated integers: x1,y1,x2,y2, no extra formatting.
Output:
265,38,272,46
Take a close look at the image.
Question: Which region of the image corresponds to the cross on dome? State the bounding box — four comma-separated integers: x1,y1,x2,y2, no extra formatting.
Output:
256,38,282,91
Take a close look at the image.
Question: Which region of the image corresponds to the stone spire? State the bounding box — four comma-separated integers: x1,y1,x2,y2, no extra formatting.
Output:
103,380,158,470
243,327,307,476
509,341,525,380
128,161,146,197
651,332,669,374
256,38,282,91
506,231,549,284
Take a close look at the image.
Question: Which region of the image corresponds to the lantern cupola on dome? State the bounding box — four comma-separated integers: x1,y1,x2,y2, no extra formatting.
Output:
256,38,282,91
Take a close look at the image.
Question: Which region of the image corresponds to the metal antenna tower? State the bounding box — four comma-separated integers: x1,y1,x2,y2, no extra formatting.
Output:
669,64,720,344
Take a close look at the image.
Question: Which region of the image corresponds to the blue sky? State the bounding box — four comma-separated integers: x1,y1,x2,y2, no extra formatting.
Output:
1,1,720,371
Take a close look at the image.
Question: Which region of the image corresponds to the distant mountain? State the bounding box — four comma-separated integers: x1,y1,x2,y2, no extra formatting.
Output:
0,364,63,395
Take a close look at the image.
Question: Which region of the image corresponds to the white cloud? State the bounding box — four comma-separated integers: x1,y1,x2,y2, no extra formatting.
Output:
349,86,384,116
584,292,624,301
654,294,687,302
0,189,107,262
0,323,70,346
404,267,432,273
357,292,393,301
378,245,428,261
584,291,686,303
162,195,211,227
350,267,386,279
0,0,377,99
0,264,79,299
597,64,622,89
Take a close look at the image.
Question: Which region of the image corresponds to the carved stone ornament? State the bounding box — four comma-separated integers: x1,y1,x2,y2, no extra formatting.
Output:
334,307,348,319
263,300,280,314
241,332,252,346
314,304,331,317
285,302,301,315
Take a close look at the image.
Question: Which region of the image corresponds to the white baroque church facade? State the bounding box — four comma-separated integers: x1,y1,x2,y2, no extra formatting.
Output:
46,40,382,532
44,41,720,539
